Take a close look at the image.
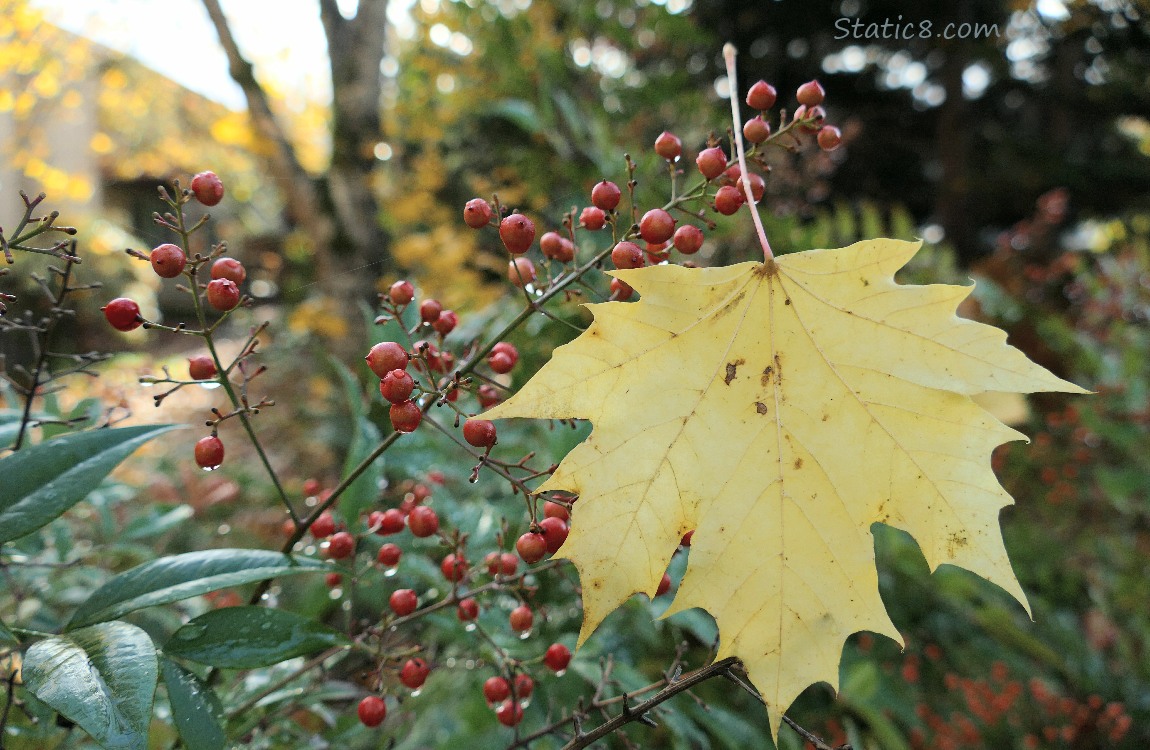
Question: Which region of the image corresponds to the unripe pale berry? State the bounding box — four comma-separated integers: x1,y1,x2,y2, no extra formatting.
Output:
390,400,422,433
673,224,704,255
326,531,355,560
366,342,408,377
516,532,547,564
714,185,745,215
400,658,430,689
746,80,778,110
441,553,469,582
311,511,336,539
190,171,225,206
408,505,439,537
380,369,415,404
419,299,442,323
544,643,571,672
458,597,479,621
357,696,386,727
389,589,417,616
464,198,494,229
499,214,535,255
610,278,634,301
389,280,415,305
611,241,644,270
188,355,217,380
796,79,825,107
378,542,402,566
150,243,186,278
696,147,727,180
743,115,771,144
484,676,511,704
194,436,225,469
591,180,622,211
817,125,843,151
579,206,606,230
463,418,498,448
433,309,458,336
206,278,240,311
210,257,246,284
509,604,533,632
539,516,569,554
540,232,574,262
496,699,524,727
102,298,142,331
508,257,536,287
654,131,682,160
639,209,675,244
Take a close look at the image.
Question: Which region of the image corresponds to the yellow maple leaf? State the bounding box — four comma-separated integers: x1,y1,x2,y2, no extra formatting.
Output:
484,238,1086,735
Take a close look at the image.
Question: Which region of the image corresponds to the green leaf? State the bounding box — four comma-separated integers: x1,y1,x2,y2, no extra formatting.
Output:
0,408,46,446
122,505,195,541
330,358,383,523
23,621,158,750
0,618,16,645
0,425,178,544
164,606,347,668
160,657,226,750
68,549,328,630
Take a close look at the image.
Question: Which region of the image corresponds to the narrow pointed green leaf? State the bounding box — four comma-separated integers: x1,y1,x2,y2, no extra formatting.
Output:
23,621,157,750
0,425,178,544
68,549,328,629
0,618,16,645
164,607,347,668
160,657,226,750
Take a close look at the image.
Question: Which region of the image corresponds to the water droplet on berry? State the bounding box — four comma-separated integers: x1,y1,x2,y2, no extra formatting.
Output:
464,622,477,632
518,629,532,640
328,589,341,600
201,466,216,473
140,381,154,388
555,668,567,677
410,689,422,698
383,567,397,578
199,382,221,390
217,524,230,535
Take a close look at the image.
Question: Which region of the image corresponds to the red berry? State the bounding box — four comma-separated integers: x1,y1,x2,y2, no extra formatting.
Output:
656,572,672,596
796,79,825,107
639,209,675,244
654,131,682,160
325,572,343,588
303,478,322,496
509,605,533,632
419,299,442,323
499,552,519,576
543,643,571,672
514,673,534,699
714,185,745,215
400,658,430,689
477,384,501,408
540,232,574,262
464,198,494,229
508,257,536,287
389,280,415,305
743,115,771,144
645,241,669,263
458,597,479,621
496,699,524,727
543,500,569,522
488,353,515,375
796,105,826,132
611,241,644,270
365,342,408,377
817,125,843,151
484,676,511,704
210,257,246,284
102,298,142,331
463,418,497,448
591,180,622,211
357,696,387,727
609,278,634,301
491,342,519,365
746,80,778,110
190,171,225,206
380,369,415,404
673,225,704,255
311,511,336,539
433,309,458,336
327,531,355,560
680,530,694,547
206,278,240,311
499,214,535,255
579,206,606,230
484,552,502,576
377,508,406,535
539,516,569,554
440,553,469,582
696,147,727,180
194,436,224,470
516,532,547,564
188,355,217,380
746,172,766,202
377,543,402,566
407,506,439,537
389,589,417,616
390,400,422,433
149,243,186,278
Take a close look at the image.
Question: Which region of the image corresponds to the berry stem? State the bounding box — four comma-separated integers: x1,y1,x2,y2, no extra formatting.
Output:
722,43,774,261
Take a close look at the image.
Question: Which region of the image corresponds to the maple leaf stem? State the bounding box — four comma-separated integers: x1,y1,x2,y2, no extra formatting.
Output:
722,42,775,261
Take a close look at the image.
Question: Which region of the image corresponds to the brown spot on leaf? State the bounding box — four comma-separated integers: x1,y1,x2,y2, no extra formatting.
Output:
784,298,791,306
754,260,779,277
724,358,745,385
755,402,769,415
793,458,803,469
761,366,774,386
